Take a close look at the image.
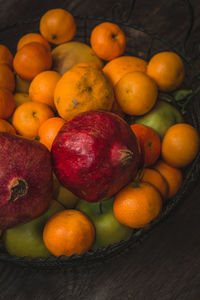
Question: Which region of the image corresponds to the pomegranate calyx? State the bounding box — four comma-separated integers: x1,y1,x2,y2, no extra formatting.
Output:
8,178,28,202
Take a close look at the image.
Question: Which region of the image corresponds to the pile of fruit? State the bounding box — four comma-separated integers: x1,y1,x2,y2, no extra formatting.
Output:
0,8,199,259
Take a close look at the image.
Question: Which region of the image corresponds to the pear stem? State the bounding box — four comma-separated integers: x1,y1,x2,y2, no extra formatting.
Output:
132,165,146,188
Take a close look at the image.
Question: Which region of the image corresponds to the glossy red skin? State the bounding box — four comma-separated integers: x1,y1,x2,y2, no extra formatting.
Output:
52,111,140,202
0,133,53,229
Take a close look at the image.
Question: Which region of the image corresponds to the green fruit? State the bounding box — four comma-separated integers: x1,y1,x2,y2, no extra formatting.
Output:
76,197,133,250
3,200,64,258
135,100,183,138
15,74,30,93
56,185,80,209
13,92,30,107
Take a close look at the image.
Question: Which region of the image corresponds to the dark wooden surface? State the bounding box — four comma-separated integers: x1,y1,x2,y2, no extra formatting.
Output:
0,0,200,299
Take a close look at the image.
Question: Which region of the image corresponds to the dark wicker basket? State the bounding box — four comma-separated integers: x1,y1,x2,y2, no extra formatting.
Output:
0,0,200,270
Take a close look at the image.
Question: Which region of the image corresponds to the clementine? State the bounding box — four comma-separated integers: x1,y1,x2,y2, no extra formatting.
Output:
43,209,95,257
90,22,126,61
161,123,200,168
0,88,16,119
40,8,76,45
0,64,15,92
114,71,158,115
0,119,16,134
12,101,54,139
29,70,61,110
13,42,52,81
147,51,185,92
113,182,162,228
17,32,51,52
38,117,65,151
0,44,13,69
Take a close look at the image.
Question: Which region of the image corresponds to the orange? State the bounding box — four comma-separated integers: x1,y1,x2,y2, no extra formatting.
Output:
114,71,158,115
12,101,54,139
38,117,65,151
43,209,95,257
136,167,169,200
0,44,13,69
0,119,16,134
0,64,15,92
102,56,147,86
130,124,161,167
40,8,76,45
153,160,183,199
161,123,200,168
113,182,162,228
13,42,52,81
0,88,16,119
17,32,51,52
29,70,61,110
90,22,126,61
54,63,114,121
147,51,185,92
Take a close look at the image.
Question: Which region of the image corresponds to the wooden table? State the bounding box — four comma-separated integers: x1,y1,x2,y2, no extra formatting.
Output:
0,0,200,299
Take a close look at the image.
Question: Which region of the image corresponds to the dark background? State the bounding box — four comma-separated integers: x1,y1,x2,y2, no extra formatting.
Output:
0,0,200,299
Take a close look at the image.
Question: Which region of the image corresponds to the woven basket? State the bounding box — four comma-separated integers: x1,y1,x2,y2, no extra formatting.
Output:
0,0,200,270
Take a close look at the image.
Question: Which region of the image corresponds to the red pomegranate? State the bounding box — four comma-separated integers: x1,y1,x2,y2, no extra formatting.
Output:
52,111,140,202
0,133,53,229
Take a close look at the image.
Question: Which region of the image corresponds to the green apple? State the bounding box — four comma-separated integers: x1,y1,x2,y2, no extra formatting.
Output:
76,197,133,250
134,100,183,138
3,200,65,258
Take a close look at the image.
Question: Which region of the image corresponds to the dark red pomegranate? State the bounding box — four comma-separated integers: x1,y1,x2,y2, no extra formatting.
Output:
0,133,53,229
52,111,140,202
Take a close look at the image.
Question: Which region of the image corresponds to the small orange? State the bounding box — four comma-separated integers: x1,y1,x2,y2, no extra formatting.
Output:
90,22,126,61
17,32,51,52
29,70,61,110
0,88,16,119
113,181,162,228
130,124,161,167
13,42,52,81
43,209,95,257
153,160,183,199
38,117,65,151
54,63,114,121
0,119,16,134
0,64,15,92
136,167,169,200
0,44,13,69
147,51,185,92
12,101,54,139
40,8,76,45
114,71,158,115
161,123,200,168
102,55,147,86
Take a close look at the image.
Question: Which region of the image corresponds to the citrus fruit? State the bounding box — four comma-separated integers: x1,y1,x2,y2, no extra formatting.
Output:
0,64,15,92
0,119,16,134
0,44,13,68
0,88,16,119
17,32,51,52
43,209,95,257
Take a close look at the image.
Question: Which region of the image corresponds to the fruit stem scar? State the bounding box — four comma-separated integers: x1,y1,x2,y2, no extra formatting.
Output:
32,111,37,118
8,178,28,202
52,34,57,40
72,98,79,106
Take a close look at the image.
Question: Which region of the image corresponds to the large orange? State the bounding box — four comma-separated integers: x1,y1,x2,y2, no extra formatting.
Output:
43,209,95,257
114,71,158,115
147,51,185,92
13,42,52,81
12,101,54,139
161,123,200,168
0,44,13,69
102,55,147,86
153,160,183,199
17,32,51,52
113,181,162,228
0,88,16,119
0,64,15,92
38,117,65,151
29,70,61,110
90,22,126,61
54,64,114,121
40,8,76,45
0,119,16,134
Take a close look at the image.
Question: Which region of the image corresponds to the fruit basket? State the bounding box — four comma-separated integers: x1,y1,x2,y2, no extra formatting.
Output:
0,0,200,270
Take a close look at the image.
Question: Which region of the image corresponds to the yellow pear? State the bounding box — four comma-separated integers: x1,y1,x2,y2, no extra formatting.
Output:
15,74,31,93
13,92,31,107
51,41,104,75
